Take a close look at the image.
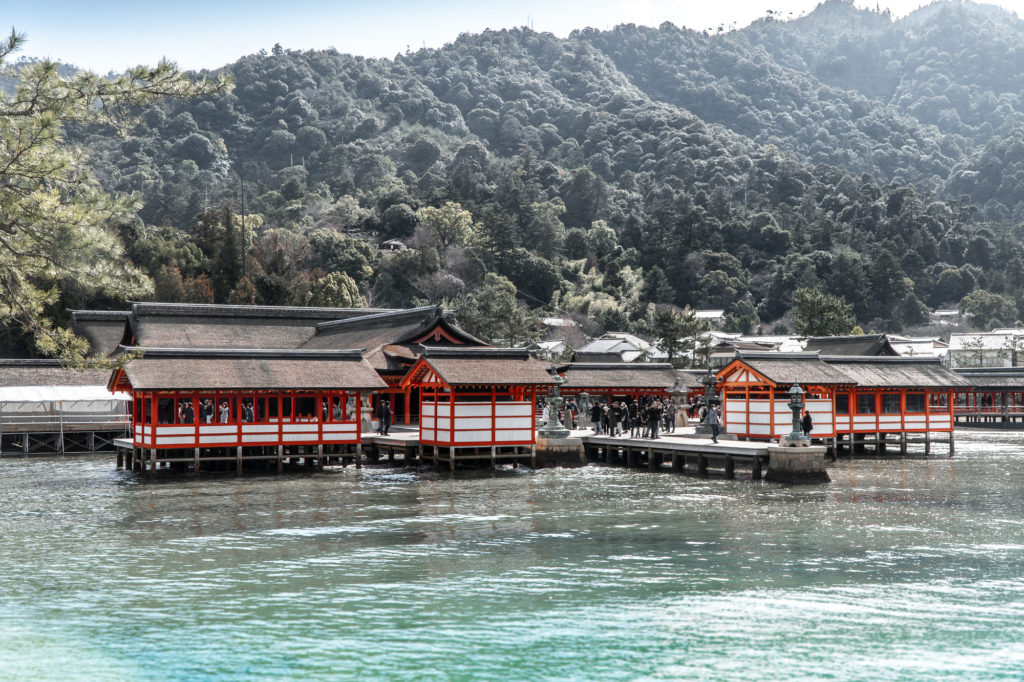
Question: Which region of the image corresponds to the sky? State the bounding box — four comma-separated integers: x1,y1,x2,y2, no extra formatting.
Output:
5,0,1020,73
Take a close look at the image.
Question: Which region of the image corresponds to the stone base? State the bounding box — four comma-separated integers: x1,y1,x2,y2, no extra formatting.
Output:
765,444,830,484
535,437,585,468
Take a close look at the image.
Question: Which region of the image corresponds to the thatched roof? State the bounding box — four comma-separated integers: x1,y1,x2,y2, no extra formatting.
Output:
410,348,556,387
558,363,679,390
0,359,112,387
117,348,386,391
804,334,899,356
303,306,487,370
730,352,855,386
71,310,131,358
820,356,970,388
121,302,397,351
954,367,1022,389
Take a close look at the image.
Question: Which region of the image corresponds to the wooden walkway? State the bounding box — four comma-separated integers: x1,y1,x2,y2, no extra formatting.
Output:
580,431,772,479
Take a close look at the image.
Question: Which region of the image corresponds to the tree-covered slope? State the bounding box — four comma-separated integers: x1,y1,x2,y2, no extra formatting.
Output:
48,0,1024,352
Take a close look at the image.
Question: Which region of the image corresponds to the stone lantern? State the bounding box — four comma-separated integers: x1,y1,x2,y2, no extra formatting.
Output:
787,384,809,444
577,392,592,425
695,367,720,436
539,374,570,439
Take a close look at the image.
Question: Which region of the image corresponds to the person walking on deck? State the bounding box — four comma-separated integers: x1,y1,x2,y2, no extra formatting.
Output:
381,400,393,435
664,399,677,433
648,399,662,439
801,409,813,439
709,405,721,444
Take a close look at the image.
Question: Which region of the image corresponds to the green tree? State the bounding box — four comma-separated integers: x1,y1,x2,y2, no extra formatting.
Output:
793,287,856,336
960,289,1017,330
416,202,476,258
454,273,540,346
651,306,710,368
304,272,365,308
0,30,227,363
725,300,760,334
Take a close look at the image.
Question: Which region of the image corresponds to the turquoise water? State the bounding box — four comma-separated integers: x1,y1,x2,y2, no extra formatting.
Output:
2,430,1024,680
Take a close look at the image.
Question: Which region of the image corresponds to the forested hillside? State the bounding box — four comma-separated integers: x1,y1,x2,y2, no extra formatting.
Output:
41,0,1024,351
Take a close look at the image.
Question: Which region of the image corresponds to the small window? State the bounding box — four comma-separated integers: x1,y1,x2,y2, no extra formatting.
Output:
905,393,926,413
197,395,216,424
240,398,255,423
881,394,901,414
178,398,195,424
835,394,849,415
282,396,293,419
930,393,949,413
157,397,175,424
856,394,876,414
216,398,233,424
295,395,316,420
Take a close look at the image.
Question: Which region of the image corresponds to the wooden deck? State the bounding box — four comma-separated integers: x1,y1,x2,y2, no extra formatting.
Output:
580,431,772,479
113,423,946,476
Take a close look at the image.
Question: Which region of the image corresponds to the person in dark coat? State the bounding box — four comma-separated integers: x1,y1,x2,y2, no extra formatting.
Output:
628,400,640,438
801,409,813,439
200,398,214,424
611,401,623,437
382,400,393,435
591,402,602,433
648,400,662,439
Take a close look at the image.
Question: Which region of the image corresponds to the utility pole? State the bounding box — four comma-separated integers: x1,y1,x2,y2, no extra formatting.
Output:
239,167,246,280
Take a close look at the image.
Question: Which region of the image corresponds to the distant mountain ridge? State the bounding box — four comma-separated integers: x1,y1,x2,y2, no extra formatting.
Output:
33,0,1024,347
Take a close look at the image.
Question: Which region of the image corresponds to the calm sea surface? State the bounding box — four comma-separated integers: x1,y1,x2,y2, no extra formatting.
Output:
2,430,1024,680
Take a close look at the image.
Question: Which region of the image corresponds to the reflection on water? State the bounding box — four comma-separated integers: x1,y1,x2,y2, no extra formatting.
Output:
3,430,1024,680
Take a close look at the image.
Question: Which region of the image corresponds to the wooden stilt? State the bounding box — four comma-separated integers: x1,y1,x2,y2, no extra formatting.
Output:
490,445,496,469
277,445,284,473
751,456,762,480
355,443,363,469
725,456,735,479
949,432,955,457
318,444,324,470
697,454,707,477
671,453,682,472
433,445,438,466
925,432,931,456
237,446,243,474
449,446,456,471
900,432,907,456
530,444,536,469
648,449,658,472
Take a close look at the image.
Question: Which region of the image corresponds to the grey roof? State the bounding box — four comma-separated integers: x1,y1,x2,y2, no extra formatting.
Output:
70,310,132,358
0,359,112,387
951,367,1023,389
122,302,398,351
118,347,386,391
414,348,556,386
303,306,487,370
822,356,969,389
804,334,900,356
731,352,855,386
558,363,679,390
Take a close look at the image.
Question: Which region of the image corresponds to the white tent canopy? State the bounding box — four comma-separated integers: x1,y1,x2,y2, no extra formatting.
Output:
0,385,129,422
